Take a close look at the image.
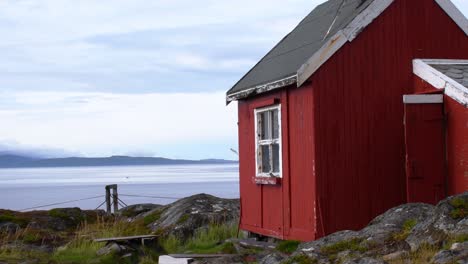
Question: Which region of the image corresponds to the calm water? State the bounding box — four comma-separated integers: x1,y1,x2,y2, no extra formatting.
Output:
0,164,239,211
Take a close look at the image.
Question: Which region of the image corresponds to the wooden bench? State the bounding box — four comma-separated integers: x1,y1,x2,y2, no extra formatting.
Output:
94,235,158,246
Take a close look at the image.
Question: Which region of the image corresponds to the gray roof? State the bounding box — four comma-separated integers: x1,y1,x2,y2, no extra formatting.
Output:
227,0,374,97
430,64,468,88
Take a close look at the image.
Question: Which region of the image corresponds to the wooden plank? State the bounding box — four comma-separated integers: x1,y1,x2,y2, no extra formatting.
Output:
94,235,158,243
159,255,193,264
169,254,237,259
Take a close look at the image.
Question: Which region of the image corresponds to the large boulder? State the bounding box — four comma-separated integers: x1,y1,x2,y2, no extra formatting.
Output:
137,194,239,240
287,192,468,264
406,192,468,251
118,203,162,218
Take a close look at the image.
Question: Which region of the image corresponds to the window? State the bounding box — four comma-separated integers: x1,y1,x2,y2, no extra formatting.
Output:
255,105,281,177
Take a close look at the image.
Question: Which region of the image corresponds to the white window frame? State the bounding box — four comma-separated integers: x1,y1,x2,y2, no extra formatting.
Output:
254,104,282,178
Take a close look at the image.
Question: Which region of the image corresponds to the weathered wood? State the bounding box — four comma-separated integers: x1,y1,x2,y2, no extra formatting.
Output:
159,255,193,264
169,254,237,259
112,187,118,213
94,234,158,243
105,187,111,214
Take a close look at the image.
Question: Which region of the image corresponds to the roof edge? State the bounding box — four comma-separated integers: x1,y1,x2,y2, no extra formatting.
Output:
413,59,468,108
435,0,468,35
298,0,395,86
226,75,297,104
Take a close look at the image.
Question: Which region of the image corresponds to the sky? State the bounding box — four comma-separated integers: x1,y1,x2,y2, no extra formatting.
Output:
0,0,467,160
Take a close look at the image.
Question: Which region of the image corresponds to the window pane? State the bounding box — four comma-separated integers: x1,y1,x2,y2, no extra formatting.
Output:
272,109,279,139
259,112,271,140
272,144,280,173
261,145,271,173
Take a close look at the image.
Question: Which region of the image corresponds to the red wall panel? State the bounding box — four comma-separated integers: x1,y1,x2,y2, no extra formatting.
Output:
287,85,316,241
310,0,468,236
445,97,468,195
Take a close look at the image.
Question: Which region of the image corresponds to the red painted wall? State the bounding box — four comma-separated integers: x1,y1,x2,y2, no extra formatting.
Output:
237,85,316,241
445,97,468,195
308,0,468,236
236,0,468,241
413,76,467,196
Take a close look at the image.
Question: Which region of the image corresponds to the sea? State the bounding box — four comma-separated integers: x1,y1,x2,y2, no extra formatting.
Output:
0,164,239,211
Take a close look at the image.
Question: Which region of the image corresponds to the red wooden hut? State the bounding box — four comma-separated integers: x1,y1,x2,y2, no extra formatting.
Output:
226,0,468,241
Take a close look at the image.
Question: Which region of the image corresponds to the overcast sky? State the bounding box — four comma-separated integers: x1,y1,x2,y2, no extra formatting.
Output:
0,0,467,159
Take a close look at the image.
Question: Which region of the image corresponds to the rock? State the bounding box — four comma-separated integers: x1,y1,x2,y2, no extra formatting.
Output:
197,255,244,264
299,230,361,254
432,241,468,264
96,242,131,256
0,222,20,233
342,257,387,264
362,203,433,254
259,252,287,264
118,203,162,218
146,194,239,240
407,193,468,251
382,250,408,261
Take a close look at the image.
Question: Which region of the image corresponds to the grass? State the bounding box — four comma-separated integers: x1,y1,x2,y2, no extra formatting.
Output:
177,214,190,224
443,233,468,250
142,210,163,225
0,211,30,227
387,243,439,264
276,240,301,254
320,238,367,256
449,197,467,219
51,216,150,263
392,219,418,241
162,222,240,254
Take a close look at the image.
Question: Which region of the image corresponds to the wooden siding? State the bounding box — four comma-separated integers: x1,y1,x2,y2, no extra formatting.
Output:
238,86,316,241
445,96,468,195
309,0,468,236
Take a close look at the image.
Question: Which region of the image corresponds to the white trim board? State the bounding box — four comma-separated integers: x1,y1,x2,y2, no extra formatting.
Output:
403,94,444,104
298,0,394,86
435,0,468,35
413,59,468,108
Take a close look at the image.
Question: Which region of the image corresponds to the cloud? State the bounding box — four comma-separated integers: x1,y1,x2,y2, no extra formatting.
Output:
0,91,238,159
0,0,324,94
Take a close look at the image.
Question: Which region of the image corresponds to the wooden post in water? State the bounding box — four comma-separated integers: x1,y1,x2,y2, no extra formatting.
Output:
105,185,112,214
105,184,118,214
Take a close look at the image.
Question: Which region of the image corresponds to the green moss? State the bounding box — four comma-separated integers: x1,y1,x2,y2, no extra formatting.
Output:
443,233,468,250
0,212,29,227
282,254,317,264
177,214,190,225
276,240,301,254
220,242,237,254
320,238,367,256
143,210,163,225
449,197,468,219
392,219,418,241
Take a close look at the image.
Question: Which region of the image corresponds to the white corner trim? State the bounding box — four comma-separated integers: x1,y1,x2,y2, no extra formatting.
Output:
297,31,348,86
413,59,447,89
403,94,444,104
435,0,468,35
342,0,395,41
413,59,468,107
297,0,395,86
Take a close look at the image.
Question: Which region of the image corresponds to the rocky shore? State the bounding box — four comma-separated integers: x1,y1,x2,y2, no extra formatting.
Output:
0,192,466,264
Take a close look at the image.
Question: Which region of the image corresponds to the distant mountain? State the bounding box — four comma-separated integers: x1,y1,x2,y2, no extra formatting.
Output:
0,155,238,168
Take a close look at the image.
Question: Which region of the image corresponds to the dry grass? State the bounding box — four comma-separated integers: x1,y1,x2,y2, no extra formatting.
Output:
386,244,439,264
